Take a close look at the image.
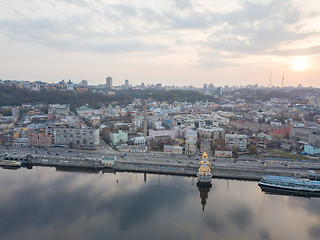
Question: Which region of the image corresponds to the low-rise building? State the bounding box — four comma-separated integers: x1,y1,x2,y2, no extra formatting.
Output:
149,129,177,141
304,144,320,156
110,130,128,145
225,133,247,151
164,145,183,154
214,147,232,158
14,137,29,147
185,129,197,155
76,105,94,118
269,128,290,139
48,104,70,115
119,145,148,153
29,133,52,148
290,127,320,145
0,132,14,146
129,136,146,145
197,127,225,142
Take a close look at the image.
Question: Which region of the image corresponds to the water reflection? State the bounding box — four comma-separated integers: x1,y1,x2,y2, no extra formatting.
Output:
0,167,319,240
196,181,212,211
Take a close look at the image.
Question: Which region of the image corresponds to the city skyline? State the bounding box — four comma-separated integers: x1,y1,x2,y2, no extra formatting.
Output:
1,0,320,87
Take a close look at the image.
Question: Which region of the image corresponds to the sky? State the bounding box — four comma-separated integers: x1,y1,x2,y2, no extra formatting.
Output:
0,0,320,87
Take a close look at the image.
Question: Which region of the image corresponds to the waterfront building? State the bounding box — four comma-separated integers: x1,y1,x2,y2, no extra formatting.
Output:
101,156,115,167
47,126,100,149
214,147,232,158
163,145,183,155
197,149,212,186
29,133,52,148
119,145,148,153
225,133,247,152
14,137,29,147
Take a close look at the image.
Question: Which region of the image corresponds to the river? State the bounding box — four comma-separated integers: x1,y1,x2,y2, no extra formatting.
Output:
0,166,319,240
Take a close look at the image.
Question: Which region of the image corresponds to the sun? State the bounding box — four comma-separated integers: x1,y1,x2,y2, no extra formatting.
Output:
290,56,310,71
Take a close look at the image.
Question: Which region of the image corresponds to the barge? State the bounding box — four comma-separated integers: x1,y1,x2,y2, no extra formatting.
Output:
258,175,320,197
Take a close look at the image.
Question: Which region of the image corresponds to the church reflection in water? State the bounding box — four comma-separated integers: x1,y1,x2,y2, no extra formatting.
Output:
196,148,213,211
197,181,212,211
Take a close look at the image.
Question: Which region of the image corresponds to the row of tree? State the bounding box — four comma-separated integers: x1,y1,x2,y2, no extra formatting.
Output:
0,86,220,110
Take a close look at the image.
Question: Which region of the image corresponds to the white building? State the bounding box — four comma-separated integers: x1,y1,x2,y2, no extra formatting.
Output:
48,104,70,115
47,126,100,149
197,127,225,141
76,105,94,118
14,138,29,147
130,136,146,145
225,133,247,152
185,129,197,155
110,130,128,145
164,145,183,154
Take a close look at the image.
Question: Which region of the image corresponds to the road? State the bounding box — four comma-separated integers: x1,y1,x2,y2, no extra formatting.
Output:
1,145,320,179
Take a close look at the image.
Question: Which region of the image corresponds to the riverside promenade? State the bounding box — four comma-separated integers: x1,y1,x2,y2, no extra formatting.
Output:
1,146,320,181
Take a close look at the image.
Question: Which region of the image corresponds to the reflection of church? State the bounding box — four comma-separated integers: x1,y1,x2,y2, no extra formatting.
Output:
197,181,212,211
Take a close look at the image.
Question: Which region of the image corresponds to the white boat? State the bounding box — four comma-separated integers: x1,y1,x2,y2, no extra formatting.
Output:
258,175,320,197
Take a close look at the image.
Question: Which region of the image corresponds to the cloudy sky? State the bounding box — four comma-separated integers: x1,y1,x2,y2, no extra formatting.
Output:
1,0,320,87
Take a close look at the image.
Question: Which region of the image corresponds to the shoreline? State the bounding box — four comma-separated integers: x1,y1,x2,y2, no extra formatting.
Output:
1,147,320,181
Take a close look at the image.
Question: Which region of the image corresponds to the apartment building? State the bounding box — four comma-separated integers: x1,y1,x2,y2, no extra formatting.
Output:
46,126,100,149
225,133,247,152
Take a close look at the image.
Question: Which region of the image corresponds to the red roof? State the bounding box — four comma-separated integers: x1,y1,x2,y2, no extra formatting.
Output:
269,128,290,134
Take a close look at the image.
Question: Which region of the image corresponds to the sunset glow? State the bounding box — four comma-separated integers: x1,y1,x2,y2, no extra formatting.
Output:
290,56,310,71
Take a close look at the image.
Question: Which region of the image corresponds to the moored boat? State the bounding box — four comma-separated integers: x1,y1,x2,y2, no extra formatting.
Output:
0,160,22,169
258,175,320,197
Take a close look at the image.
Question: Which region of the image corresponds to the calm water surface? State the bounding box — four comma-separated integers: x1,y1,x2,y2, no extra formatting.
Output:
0,166,320,240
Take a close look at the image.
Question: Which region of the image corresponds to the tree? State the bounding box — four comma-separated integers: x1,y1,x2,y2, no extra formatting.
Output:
248,145,258,155
210,142,219,153
232,146,238,158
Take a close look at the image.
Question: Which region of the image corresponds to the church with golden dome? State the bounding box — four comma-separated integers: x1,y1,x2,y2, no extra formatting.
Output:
197,148,212,187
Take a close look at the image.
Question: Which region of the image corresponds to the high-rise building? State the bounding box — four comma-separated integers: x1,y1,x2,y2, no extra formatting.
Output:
203,83,208,91
106,76,113,89
80,79,88,87
125,79,129,88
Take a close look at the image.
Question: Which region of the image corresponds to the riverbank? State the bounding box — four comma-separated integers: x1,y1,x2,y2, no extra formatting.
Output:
2,147,320,181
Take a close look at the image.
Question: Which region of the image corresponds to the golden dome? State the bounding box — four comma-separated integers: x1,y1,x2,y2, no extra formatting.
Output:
202,148,208,159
